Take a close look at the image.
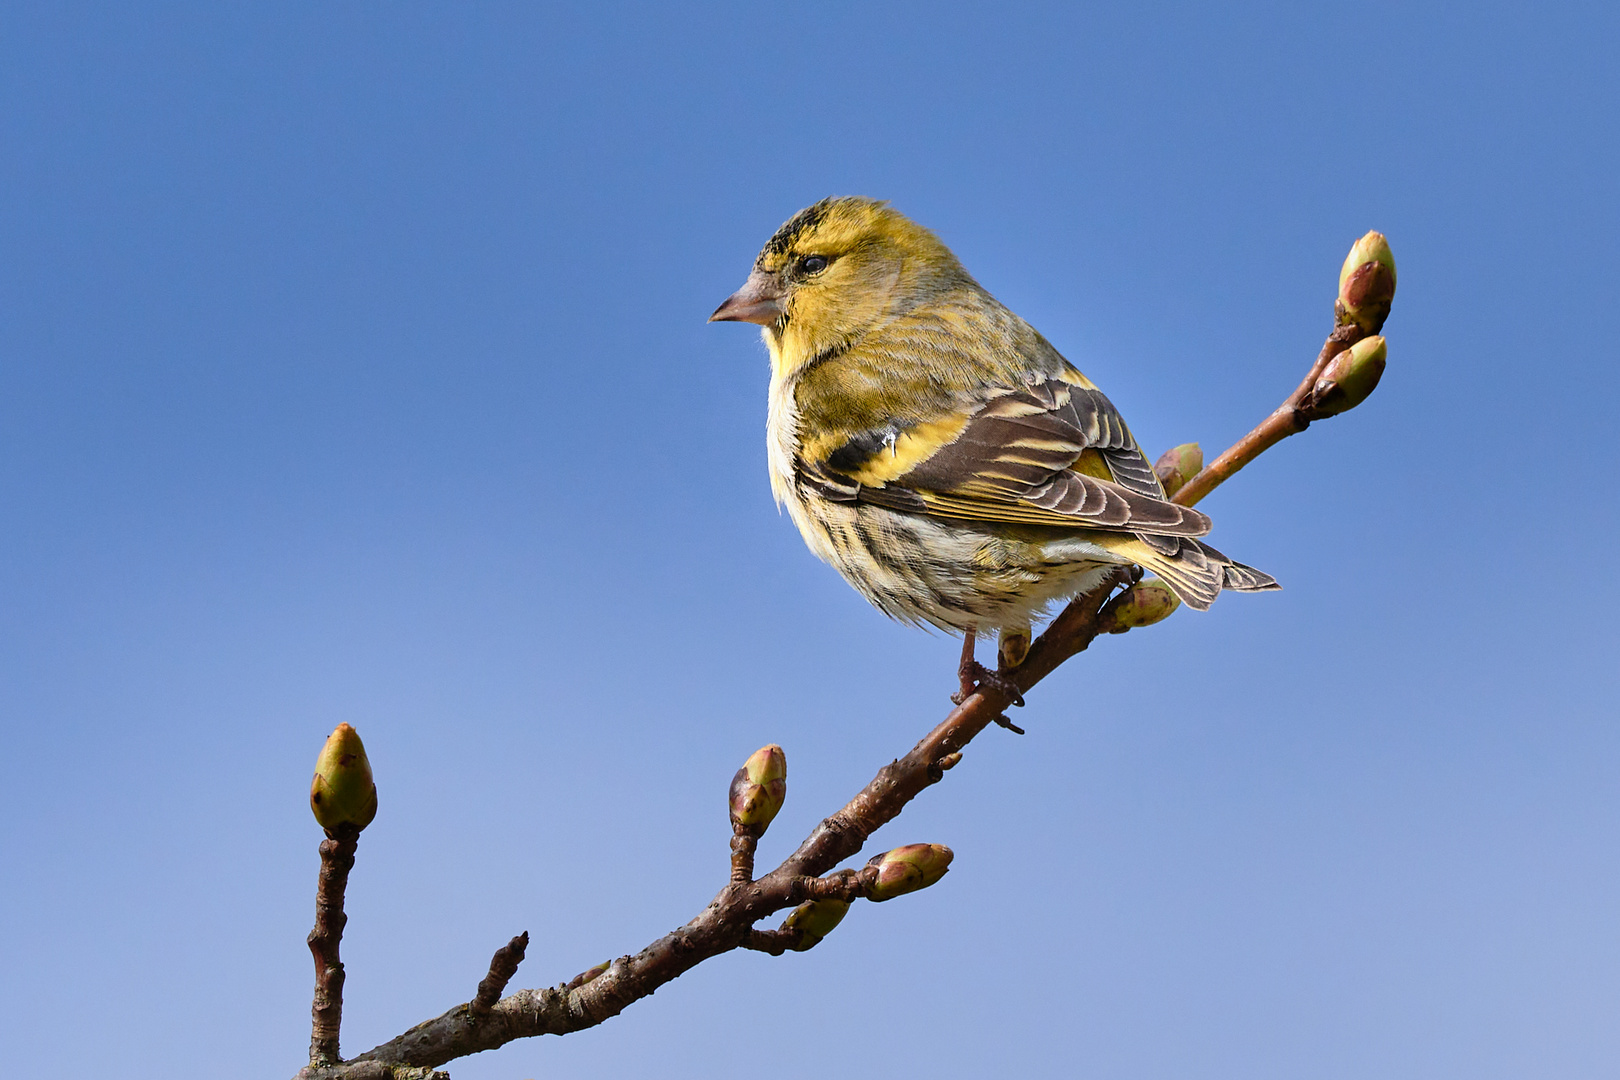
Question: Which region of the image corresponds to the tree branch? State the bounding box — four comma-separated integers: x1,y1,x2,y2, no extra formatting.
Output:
321,570,1132,1076
292,234,1395,1079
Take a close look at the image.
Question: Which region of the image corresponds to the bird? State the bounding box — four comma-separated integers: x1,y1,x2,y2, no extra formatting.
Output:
710,197,1277,699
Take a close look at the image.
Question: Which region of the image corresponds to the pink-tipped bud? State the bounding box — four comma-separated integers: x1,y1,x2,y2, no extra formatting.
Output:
1108,577,1181,632
309,723,377,832
565,960,610,991
783,898,850,946
866,843,954,902
1309,336,1387,418
1336,231,1397,333
729,744,787,832
1152,443,1203,498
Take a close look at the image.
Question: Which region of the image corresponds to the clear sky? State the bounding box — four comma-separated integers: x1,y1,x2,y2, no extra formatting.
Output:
3,3,1617,1078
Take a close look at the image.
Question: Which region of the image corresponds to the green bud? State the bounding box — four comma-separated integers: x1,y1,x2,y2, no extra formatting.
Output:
1336,231,1397,333
309,723,377,832
1309,336,1387,418
1152,443,1203,498
866,843,953,902
783,898,850,946
1108,578,1181,632
997,628,1030,670
729,744,787,831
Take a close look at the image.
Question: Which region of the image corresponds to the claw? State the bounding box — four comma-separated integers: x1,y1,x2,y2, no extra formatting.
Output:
954,661,1026,708
991,714,1026,735
953,630,1028,708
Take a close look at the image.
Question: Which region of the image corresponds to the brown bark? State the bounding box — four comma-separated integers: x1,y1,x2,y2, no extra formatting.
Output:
471,933,528,1015
307,826,360,1068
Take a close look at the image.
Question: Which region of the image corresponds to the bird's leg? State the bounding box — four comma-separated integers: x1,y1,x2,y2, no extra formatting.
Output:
952,628,1027,710
953,631,979,704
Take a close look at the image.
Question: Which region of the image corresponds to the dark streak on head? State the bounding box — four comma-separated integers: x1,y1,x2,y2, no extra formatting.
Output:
756,198,835,267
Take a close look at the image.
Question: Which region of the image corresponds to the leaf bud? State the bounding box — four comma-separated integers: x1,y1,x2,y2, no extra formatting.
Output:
309,723,377,832
1152,443,1203,498
566,960,610,991
729,744,787,832
1309,336,1387,418
1107,577,1182,632
866,843,953,902
783,898,850,946
1336,231,1397,332
997,628,1030,670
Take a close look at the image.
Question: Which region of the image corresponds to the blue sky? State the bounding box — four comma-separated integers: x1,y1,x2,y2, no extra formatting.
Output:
3,3,1617,1077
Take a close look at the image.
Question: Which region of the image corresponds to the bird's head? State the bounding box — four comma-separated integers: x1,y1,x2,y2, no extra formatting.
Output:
710,197,971,375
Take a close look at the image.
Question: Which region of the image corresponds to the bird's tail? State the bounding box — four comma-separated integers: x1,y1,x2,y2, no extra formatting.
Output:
1101,533,1280,612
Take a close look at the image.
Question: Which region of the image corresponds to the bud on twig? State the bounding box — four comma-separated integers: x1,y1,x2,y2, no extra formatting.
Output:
783,898,850,946
1307,336,1387,418
997,628,1031,670
310,723,377,833
566,961,610,991
866,843,953,902
729,744,787,833
1152,443,1203,498
1106,577,1181,632
1336,231,1397,333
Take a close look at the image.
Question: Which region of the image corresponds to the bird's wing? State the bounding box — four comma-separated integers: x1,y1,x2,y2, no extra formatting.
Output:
799,376,1210,537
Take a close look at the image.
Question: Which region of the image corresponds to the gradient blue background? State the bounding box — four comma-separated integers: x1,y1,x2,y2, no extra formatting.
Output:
3,3,1617,1077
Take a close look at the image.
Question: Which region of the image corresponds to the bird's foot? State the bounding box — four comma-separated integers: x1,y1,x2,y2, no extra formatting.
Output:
952,658,1026,709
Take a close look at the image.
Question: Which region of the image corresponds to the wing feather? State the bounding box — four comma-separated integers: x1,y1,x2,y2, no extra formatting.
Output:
800,375,1207,537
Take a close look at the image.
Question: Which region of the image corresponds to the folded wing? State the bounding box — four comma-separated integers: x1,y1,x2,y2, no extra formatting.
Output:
802,376,1210,538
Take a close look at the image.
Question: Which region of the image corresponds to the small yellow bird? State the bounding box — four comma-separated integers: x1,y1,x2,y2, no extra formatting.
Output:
711,197,1276,692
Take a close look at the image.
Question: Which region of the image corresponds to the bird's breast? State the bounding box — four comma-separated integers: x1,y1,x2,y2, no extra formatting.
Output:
765,368,803,510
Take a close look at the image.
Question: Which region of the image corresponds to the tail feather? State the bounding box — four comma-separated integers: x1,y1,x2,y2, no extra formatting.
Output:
1219,556,1281,594
1097,533,1280,612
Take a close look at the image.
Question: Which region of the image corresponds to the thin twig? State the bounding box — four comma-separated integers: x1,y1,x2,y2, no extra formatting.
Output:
729,829,758,884
307,825,360,1068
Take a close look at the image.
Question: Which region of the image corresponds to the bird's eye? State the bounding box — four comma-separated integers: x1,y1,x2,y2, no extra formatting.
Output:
800,255,829,274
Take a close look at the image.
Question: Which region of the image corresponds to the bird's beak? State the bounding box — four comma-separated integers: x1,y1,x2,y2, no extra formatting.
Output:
709,269,785,325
